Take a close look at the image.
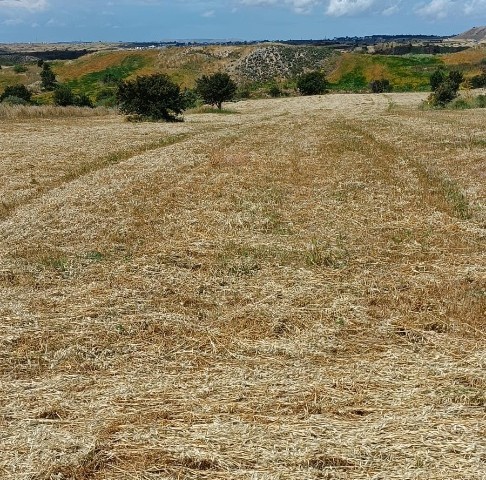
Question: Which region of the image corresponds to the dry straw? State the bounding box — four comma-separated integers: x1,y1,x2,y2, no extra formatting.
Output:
0,92,484,479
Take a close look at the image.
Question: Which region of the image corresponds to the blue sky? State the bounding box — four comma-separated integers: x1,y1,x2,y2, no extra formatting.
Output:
0,0,484,42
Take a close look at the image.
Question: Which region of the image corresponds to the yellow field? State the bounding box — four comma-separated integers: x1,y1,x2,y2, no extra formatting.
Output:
0,93,485,479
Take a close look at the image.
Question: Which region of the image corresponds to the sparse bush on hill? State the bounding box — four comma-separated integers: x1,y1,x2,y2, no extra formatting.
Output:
0,84,32,103
117,73,184,121
195,72,237,110
430,67,447,91
13,64,28,74
369,79,392,93
429,69,463,107
268,84,282,97
470,70,486,89
95,88,117,107
1,96,30,106
297,71,327,96
54,84,94,107
40,62,57,91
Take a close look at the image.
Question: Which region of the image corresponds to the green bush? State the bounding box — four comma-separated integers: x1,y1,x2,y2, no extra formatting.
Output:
195,72,237,110
470,73,486,89
13,64,28,73
1,95,29,105
117,73,185,121
430,67,447,91
73,93,94,108
53,84,75,106
369,79,392,93
0,84,32,103
429,70,463,107
476,95,486,108
429,79,459,107
297,71,327,96
268,84,282,97
95,88,117,107
40,63,57,91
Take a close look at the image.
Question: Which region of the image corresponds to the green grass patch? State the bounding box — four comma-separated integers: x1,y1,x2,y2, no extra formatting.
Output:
65,54,149,98
330,53,443,92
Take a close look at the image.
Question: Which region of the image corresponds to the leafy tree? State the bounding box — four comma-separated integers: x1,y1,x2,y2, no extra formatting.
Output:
297,71,327,96
0,84,32,103
117,73,184,121
40,63,57,90
53,84,75,106
37,59,44,68
181,88,199,109
369,79,392,93
195,72,237,110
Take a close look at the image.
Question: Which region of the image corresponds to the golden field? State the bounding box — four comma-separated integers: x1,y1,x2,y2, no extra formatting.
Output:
0,92,485,479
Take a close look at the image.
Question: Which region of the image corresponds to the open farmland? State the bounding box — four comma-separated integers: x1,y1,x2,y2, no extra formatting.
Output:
0,93,485,479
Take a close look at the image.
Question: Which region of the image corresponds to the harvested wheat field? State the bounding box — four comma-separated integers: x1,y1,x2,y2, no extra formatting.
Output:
1,93,485,479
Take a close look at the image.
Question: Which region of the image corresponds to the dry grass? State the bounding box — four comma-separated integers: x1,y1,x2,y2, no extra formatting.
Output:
0,92,485,480
0,104,113,120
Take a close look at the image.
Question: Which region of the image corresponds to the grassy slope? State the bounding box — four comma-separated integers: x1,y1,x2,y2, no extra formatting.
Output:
0,93,485,479
0,45,486,98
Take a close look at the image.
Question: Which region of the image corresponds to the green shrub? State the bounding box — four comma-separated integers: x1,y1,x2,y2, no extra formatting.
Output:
369,79,392,93
429,79,459,107
40,63,57,91
95,88,117,107
268,84,282,97
450,98,469,110
53,84,75,106
1,95,29,105
470,73,486,89
0,84,32,103
13,64,28,73
117,73,185,121
430,67,447,91
476,95,486,108
297,71,327,96
73,93,94,108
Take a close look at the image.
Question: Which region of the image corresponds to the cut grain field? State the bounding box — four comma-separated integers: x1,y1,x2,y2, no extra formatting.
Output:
1,93,485,479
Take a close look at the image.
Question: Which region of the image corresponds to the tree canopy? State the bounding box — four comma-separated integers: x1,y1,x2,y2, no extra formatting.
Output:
116,74,184,121
195,72,237,110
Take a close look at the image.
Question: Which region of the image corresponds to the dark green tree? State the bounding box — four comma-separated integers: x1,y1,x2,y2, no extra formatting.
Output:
297,71,328,96
195,72,237,110
0,84,32,103
40,63,57,90
116,74,184,121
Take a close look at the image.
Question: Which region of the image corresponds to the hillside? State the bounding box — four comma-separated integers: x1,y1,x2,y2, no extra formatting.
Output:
1,92,485,479
454,26,486,42
1,44,486,100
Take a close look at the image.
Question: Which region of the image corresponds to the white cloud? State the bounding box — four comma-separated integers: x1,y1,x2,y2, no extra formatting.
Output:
201,8,215,16
0,0,48,11
415,0,452,19
464,0,486,14
326,0,374,16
